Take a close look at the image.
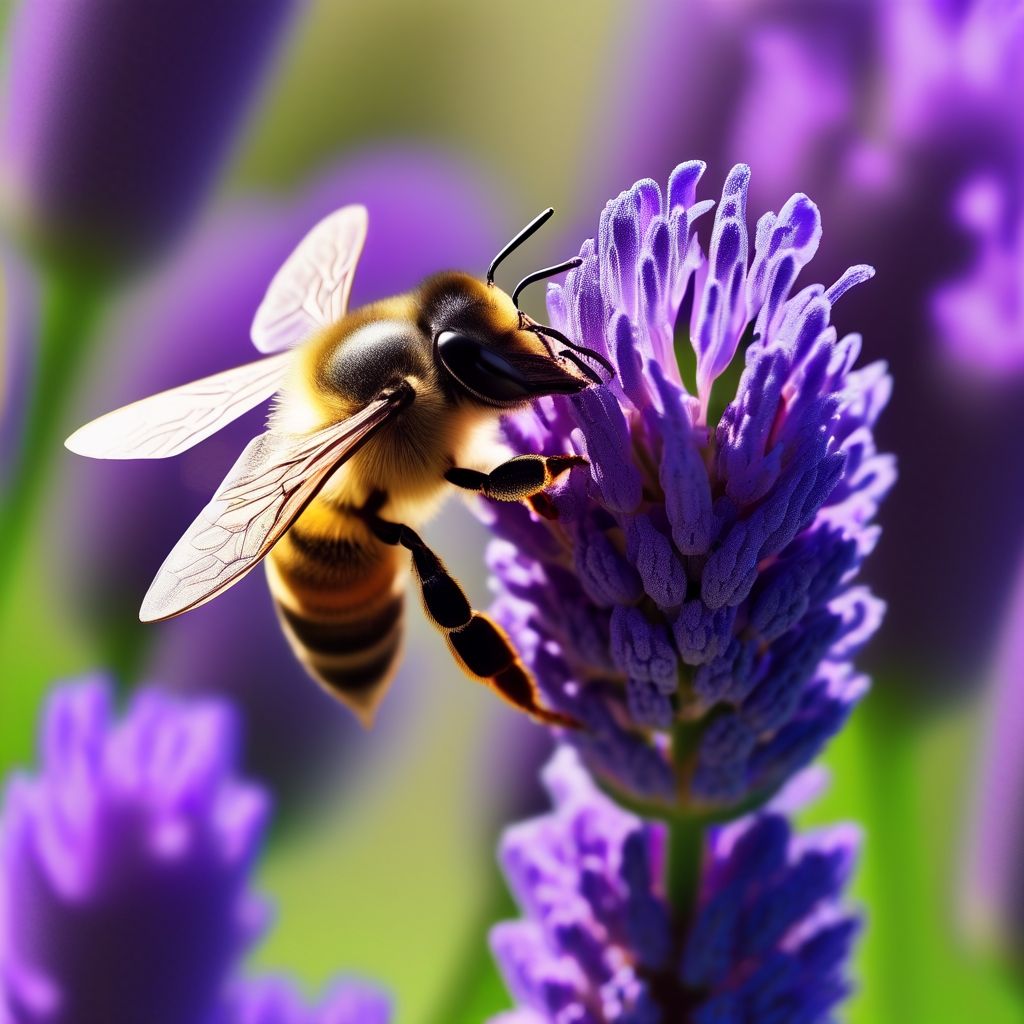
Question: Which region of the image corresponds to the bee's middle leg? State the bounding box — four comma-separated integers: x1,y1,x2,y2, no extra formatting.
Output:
358,503,580,730
444,454,586,515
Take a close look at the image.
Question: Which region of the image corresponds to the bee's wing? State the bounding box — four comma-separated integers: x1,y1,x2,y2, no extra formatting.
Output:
65,352,292,460
250,204,368,354
139,386,409,622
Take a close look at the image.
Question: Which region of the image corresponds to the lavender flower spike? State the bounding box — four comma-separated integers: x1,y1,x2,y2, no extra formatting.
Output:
490,748,860,1024
0,676,269,1024
0,0,296,268
0,677,393,1024
485,163,893,815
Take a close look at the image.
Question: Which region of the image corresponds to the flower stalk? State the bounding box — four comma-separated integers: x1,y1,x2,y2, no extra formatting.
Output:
0,267,108,601
665,812,704,935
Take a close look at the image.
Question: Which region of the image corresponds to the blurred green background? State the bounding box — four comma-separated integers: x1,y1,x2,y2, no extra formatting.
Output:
1,1,1022,1021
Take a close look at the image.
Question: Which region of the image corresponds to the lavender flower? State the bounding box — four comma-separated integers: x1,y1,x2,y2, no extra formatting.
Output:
484,163,892,814
886,0,1024,375
0,0,297,268
593,0,1024,690
932,172,1024,376
490,748,859,1024
0,677,268,1023
0,677,389,1024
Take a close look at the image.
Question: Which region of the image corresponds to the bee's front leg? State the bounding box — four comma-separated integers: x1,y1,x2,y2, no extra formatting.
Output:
445,454,586,514
357,503,580,730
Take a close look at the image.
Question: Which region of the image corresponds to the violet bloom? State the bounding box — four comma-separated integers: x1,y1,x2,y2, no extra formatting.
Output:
904,0,1024,376
0,0,297,268
0,677,391,1024
483,163,891,813
0,677,268,1024
589,0,1024,692
491,748,859,1024
932,173,1024,375
57,148,500,802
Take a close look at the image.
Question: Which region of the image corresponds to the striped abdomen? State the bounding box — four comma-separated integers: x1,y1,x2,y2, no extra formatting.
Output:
267,500,405,727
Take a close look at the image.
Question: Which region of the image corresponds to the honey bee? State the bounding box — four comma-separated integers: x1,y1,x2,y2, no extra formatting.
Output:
67,205,612,728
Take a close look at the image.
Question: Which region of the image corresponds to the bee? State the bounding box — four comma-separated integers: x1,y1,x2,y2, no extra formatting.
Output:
67,205,612,728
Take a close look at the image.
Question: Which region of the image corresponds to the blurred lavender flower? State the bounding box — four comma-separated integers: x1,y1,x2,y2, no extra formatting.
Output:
222,977,392,1024
490,748,859,1024
594,0,1024,690
0,676,389,1024
932,173,1024,375
0,0,297,269
960,546,1024,957
56,148,500,803
485,163,891,813
0,676,267,1023
899,0,1024,374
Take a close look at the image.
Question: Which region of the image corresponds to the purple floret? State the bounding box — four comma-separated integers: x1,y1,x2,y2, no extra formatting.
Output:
482,162,893,814
490,749,859,1024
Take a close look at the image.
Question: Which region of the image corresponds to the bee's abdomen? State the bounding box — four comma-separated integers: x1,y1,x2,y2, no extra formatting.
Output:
267,509,406,727
277,593,403,691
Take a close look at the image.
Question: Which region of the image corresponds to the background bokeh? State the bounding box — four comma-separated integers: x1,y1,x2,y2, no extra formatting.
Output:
1,1,1022,1021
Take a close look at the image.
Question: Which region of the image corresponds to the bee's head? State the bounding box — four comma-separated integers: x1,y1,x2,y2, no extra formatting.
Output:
421,209,613,410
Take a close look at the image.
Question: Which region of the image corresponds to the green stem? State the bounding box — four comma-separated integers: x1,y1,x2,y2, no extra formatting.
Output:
0,266,108,609
855,688,921,1024
664,718,706,929
665,812,705,930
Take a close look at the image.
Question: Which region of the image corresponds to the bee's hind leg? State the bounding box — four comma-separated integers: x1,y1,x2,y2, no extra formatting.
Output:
359,504,580,730
445,454,586,518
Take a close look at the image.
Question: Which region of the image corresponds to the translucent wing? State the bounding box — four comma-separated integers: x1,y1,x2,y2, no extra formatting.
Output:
65,352,292,460
139,386,411,622
250,204,368,353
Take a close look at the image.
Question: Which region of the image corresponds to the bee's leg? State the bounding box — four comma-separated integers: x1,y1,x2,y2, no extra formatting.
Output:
446,453,586,521
445,454,586,517
360,508,581,730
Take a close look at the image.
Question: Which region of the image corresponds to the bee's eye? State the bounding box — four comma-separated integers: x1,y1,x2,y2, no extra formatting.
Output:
434,330,531,404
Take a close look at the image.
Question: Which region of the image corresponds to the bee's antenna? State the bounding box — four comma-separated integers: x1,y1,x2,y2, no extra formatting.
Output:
511,256,584,309
530,322,616,379
487,207,555,286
